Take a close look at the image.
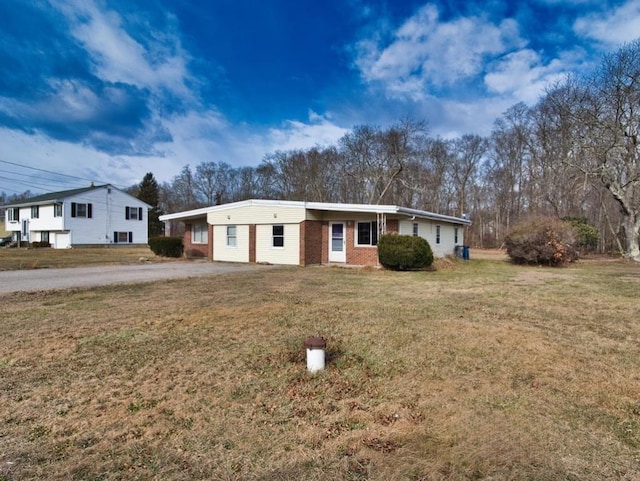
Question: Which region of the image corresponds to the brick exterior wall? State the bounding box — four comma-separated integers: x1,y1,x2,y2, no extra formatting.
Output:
300,220,323,265
322,218,400,266
183,223,208,258
185,216,401,266
208,224,213,260
249,224,256,263
320,222,329,264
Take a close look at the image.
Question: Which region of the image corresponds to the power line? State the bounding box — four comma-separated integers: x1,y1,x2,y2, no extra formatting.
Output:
0,158,93,182
0,158,133,193
0,168,87,186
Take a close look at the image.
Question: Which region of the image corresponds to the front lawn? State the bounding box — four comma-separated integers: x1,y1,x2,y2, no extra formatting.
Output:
0,257,638,480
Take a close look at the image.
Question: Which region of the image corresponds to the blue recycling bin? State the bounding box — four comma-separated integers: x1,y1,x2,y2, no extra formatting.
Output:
463,245,470,260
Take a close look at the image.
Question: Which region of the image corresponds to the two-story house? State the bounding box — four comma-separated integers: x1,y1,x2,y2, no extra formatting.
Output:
2,184,150,248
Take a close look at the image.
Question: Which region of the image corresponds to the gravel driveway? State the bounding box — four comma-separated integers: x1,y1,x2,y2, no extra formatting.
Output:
0,261,276,294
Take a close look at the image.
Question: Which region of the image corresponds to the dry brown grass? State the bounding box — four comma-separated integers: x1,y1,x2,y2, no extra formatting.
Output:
0,246,175,271
1,257,639,480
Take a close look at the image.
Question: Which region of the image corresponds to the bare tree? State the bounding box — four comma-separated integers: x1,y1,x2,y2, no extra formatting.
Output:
550,41,640,259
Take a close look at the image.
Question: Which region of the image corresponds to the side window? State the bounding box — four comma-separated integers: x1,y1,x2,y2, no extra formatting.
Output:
126,207,143,220
71,202,92,218
272,225,284,247
226,225,237,247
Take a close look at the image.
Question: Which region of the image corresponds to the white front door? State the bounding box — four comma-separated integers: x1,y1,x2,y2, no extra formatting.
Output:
328,222,346,263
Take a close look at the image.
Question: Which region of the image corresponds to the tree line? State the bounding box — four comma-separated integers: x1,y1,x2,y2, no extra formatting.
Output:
3,41,639,259
154,40,640,259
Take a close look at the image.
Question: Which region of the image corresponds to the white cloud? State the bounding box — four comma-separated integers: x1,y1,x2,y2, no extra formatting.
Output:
265,111,349,152
354,3,524,99
484,49,570,103
574,0,640,45
51,0,193,100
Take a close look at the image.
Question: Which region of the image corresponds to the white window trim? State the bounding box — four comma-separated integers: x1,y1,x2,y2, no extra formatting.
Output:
272,224,285,249
226,225,237,248
355,220,378,247
191,223,208,245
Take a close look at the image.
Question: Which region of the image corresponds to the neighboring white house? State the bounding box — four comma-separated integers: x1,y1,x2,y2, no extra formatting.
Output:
159,199,471,266
1,184,151,248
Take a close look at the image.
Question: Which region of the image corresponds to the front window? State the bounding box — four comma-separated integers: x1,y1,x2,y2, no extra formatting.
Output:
226,225,237,247
436,225,441,245
356,221,378,246
54,203,63,217
31,206,39,218
191,223,208,244
41,231,49,243
272,225,284,248
412,222,419,236
8,207,19,222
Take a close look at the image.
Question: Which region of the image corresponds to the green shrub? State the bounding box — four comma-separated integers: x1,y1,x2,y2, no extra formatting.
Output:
504,217,578,266
148,236,184,258
378,234,434,270
562,217,599,253
30,241,51,248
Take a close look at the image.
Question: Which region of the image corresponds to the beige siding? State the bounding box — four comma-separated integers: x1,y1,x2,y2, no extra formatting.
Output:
213,225,249,262
208,205,306,225
399,219,463,258
255,224,300,265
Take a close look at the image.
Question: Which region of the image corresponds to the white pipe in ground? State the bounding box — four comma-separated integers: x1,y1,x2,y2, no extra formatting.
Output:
304,336,326,373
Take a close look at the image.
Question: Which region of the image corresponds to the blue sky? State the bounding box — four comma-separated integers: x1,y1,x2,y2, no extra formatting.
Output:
1,0,639,193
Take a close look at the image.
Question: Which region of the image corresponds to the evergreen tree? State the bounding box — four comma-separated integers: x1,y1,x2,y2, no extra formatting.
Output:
136,173,164,237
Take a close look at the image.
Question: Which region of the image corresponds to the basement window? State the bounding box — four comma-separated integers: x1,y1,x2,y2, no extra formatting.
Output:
114,231,133,243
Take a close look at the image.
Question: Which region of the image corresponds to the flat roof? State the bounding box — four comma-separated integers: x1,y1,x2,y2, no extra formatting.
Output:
159,199,471,225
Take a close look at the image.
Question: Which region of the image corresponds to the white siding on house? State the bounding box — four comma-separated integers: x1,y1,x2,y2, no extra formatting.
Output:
208,204,306,225
28,204,64,232
255,224,300,265
65,188,149,245
399,219,464,258
3,185,149,247
213,225,250,262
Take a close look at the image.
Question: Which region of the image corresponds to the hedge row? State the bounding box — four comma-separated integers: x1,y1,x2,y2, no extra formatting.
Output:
148,236,184,258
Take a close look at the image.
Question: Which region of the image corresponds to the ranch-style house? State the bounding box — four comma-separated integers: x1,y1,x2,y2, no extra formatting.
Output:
159,199,471,266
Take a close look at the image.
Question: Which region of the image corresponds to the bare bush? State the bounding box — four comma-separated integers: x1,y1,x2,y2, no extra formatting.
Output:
504,217,578,266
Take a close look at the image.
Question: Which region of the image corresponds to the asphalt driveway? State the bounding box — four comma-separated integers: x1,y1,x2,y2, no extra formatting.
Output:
0,261,277,294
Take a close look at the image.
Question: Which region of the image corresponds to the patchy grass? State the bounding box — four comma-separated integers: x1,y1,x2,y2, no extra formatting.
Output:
0,246,175,271
1,257,639,480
